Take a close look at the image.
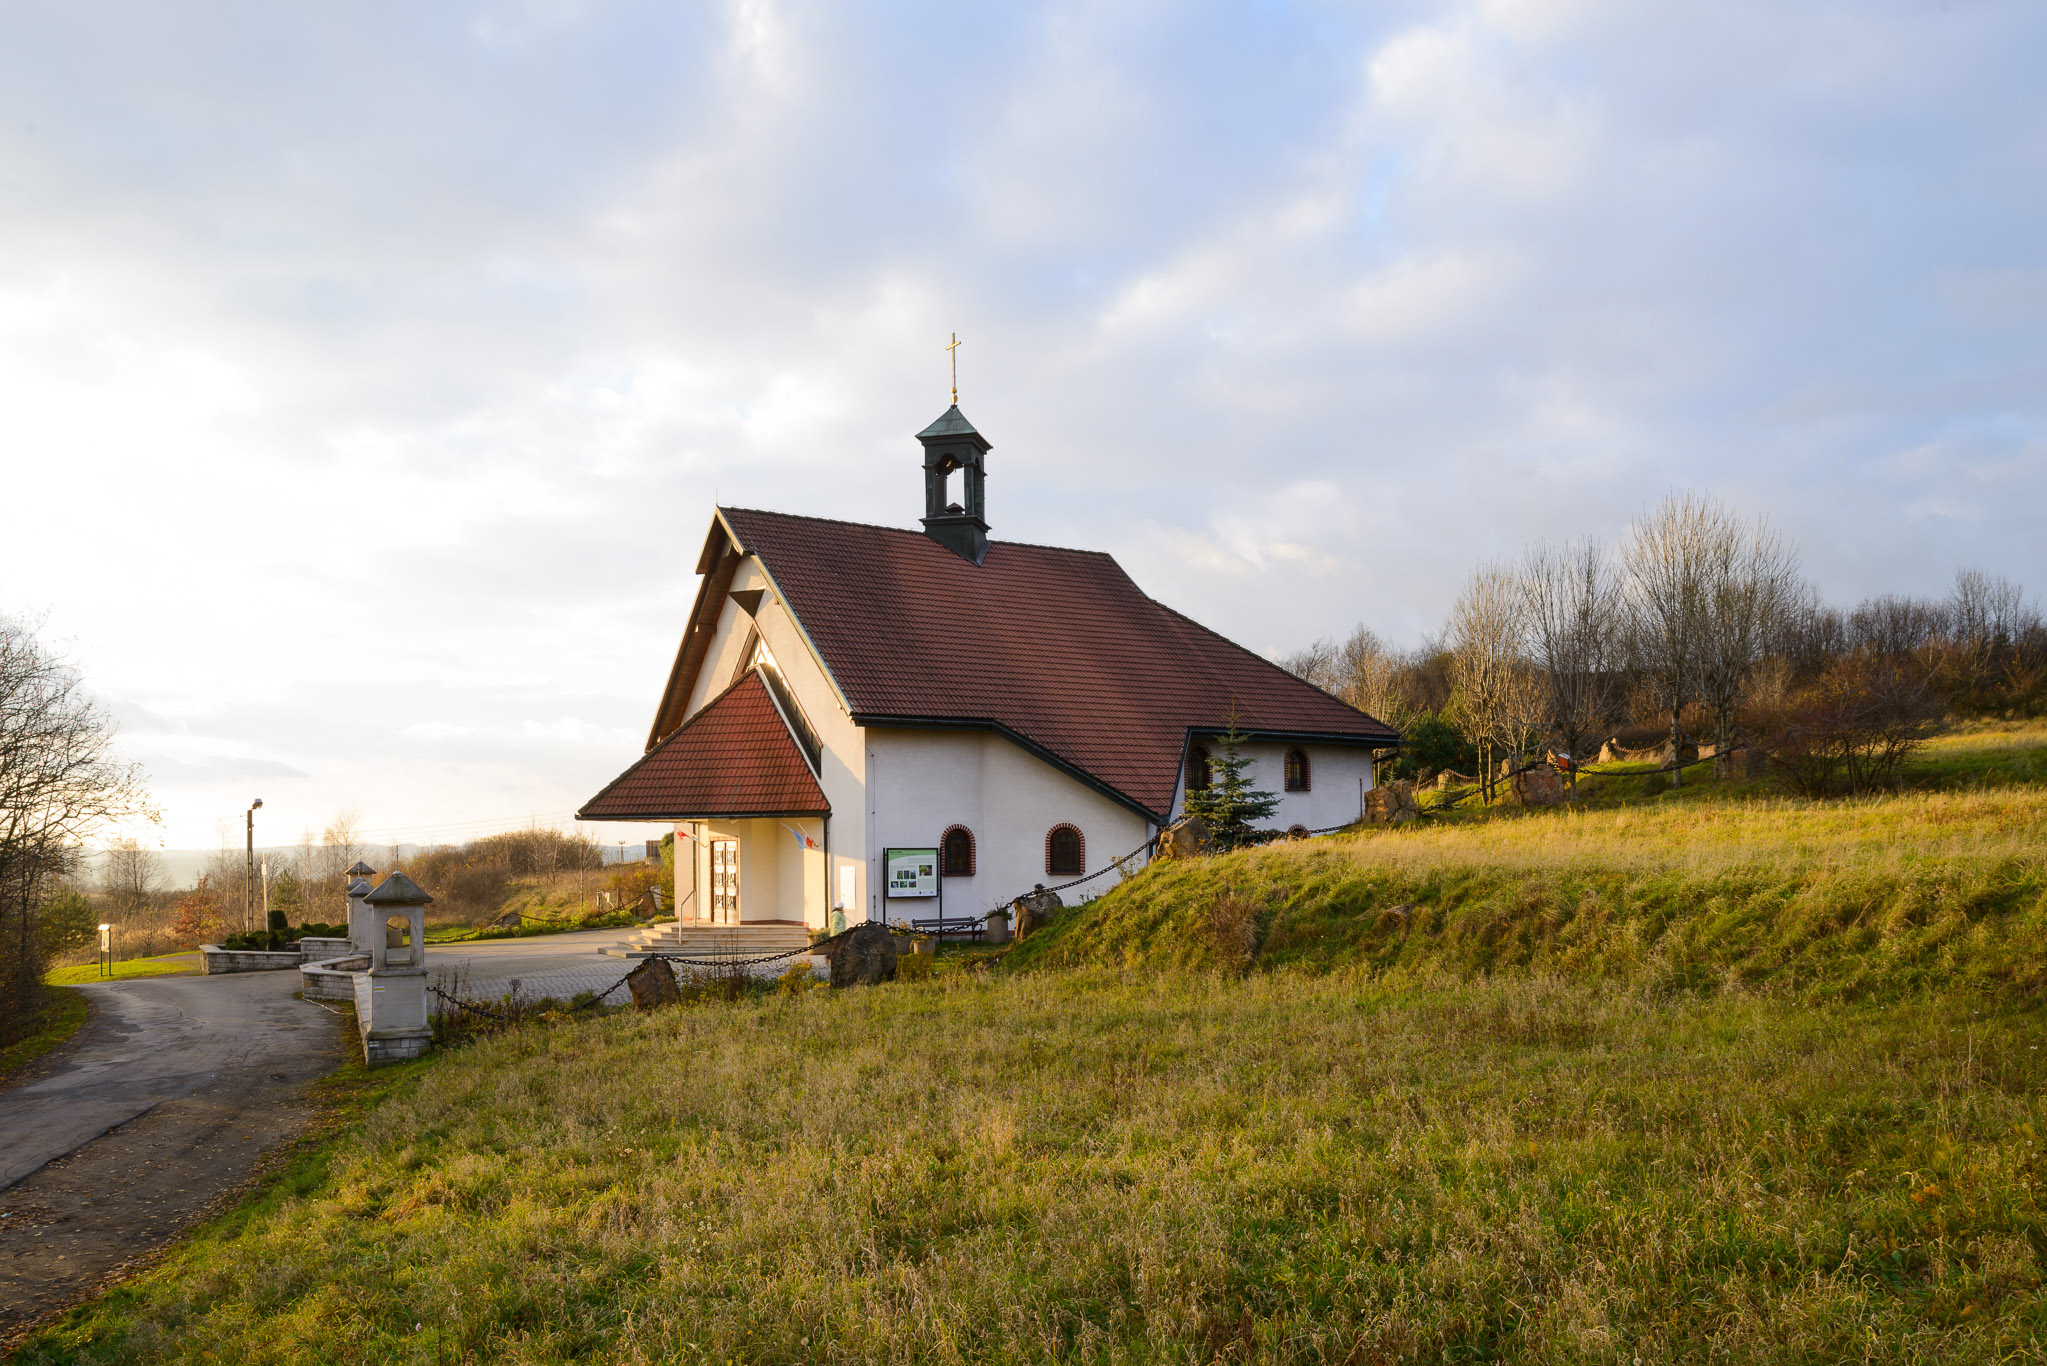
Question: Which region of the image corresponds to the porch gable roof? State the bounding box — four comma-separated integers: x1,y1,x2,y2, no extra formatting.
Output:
578,670,830,822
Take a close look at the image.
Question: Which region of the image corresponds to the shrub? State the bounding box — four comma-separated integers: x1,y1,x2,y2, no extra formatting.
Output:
1382,711,1477,783
774,963,818,996
1768,656,1943,798
36,889,97,956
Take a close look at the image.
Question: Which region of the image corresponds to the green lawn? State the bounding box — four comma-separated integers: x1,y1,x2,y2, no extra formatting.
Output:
42,952,198,988
13,722,2047,1363
0,988,91,1082
14,973,2047,1364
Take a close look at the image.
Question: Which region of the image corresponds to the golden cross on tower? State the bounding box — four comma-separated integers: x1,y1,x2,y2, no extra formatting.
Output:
945,332,962,405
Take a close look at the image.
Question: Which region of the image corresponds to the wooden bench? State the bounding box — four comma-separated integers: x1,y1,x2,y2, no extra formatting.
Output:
908,917,986,940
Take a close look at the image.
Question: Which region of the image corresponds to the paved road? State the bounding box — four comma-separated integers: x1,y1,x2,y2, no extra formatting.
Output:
1,972,342,1192
426,927,818,1005
0,972,348,1332
0,927,811,1336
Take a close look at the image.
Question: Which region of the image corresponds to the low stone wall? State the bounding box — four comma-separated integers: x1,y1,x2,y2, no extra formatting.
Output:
300,954,371,1002
200,945,302,974
297,937,353,963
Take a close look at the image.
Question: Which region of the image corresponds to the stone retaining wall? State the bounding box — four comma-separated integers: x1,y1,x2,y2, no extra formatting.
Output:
200,945,302,974
300,954,371,1001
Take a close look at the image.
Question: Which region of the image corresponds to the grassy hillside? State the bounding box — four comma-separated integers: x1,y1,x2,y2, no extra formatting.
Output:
17,972,2047,1364
14,724,2047,1363
1010,729,2047,1001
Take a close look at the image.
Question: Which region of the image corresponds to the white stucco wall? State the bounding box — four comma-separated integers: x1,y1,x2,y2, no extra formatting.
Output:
678,554,870,930
665,551,1382,929
1165,741,1377,833
863,728,1153,922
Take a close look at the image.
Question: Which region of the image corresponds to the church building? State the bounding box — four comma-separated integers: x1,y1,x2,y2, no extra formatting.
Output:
577,403,1399,938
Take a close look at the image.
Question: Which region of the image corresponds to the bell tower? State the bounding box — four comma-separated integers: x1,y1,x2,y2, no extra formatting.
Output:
916,404,991,564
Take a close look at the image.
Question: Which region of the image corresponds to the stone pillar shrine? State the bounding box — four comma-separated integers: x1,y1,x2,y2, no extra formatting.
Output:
355,871,433,1063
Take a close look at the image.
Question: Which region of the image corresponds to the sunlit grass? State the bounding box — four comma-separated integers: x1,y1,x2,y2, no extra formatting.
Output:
15,723,2047,1363
16,972,2047,1364
43,952,197,987
1016,732,2047,996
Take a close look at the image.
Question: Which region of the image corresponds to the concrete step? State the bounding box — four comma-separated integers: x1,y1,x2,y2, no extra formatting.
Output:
603,921,813,961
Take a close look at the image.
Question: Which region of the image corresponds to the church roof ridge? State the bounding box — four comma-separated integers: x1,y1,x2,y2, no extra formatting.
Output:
717,505,1114,560
704,505,1400,821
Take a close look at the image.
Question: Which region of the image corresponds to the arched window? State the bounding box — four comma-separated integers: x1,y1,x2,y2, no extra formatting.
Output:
1284,748,1311,792
1188,745,1213,792
1046,824,1085,877
941,825,976,878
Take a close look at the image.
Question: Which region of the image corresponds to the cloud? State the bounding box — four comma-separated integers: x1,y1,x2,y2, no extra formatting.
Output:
0,0,2042,844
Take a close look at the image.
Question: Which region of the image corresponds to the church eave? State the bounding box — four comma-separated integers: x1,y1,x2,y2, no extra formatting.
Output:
848,712,1165,824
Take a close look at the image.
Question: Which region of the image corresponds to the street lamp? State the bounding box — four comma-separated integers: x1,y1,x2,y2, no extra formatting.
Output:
245,798,264,935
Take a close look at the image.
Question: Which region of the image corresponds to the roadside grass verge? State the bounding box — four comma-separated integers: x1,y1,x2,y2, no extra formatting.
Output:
0,989,91,1083
13,971,2047,1364
42,953,198,987
1012,783,2047,997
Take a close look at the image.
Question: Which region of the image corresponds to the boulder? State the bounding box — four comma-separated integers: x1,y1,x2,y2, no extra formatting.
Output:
826,922,899,988
1718,746,1762,779
625,956,682,1009
1154,815,1214,861
1012,888,1065,939
1364,779,1419,825
1507,767,1566,806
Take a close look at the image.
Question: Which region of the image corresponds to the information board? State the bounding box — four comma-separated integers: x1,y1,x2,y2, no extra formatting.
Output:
884,847,939,898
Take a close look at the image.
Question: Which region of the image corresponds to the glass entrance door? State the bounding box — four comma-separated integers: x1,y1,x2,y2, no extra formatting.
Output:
710,839,740,923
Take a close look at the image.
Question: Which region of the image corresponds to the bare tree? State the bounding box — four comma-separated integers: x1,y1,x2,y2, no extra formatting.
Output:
310,811,365,921
1284,624,1434,730
1520,539,1627,775
0,617,153,1042
100,836,162,924
1449,562,1528,802
1944,568,2037,698
1621,493,1721,787
1697,512,1802,777
1278,638,1341,695
1847,593,1950,661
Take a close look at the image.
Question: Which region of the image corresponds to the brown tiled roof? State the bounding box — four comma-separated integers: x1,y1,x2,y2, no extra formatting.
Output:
716,507,1398,819
580,670,828,821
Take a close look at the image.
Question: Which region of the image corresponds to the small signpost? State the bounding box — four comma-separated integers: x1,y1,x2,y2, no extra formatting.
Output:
97,923,113,979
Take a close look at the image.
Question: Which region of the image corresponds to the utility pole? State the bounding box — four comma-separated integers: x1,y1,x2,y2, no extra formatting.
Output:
245,798,264,934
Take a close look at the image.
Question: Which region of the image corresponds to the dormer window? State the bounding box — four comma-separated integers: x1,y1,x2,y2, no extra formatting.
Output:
1285,748,1311,792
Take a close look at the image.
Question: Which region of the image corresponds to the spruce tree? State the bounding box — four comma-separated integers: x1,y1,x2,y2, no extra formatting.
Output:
1183,713,1280,849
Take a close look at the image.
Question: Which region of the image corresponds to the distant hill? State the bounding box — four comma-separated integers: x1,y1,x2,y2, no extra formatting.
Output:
77,840,656,890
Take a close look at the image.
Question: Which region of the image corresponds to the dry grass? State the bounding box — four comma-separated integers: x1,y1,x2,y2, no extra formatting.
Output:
17,726,2047,1362
1014,781,2047,999
16,971,2047,1364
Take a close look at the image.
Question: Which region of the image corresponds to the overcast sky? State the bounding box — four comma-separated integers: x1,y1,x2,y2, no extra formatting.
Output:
2,0,2042,853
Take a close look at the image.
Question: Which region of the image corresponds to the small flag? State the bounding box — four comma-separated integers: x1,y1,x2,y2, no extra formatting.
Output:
779,821,819,851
